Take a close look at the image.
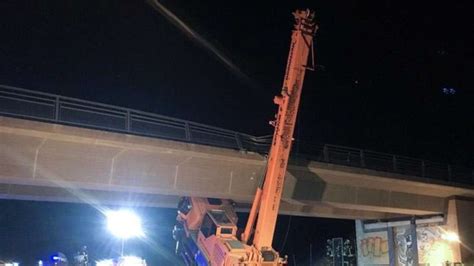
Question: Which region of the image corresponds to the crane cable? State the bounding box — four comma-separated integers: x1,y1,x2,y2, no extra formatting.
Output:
279,215,292,252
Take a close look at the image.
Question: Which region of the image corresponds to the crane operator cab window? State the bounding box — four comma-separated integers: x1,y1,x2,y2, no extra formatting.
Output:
200,210,236,238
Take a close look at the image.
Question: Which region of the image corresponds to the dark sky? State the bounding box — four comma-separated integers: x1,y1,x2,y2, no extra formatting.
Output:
1,0,473,164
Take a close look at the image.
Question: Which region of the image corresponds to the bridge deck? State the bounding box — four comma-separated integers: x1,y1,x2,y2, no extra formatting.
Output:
1,84,472,187
1,116,473,219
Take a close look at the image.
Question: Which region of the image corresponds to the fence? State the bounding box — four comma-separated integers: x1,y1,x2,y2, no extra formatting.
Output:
0,84,472,186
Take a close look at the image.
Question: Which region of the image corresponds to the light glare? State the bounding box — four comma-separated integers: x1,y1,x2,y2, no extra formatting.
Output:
95,256,146,266
121,256,147,266
442,231,460,242
425,241,454,265
106,209,144,239
96,259,113,266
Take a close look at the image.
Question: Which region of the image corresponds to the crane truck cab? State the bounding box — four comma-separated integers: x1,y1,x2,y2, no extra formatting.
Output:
173,197,285,265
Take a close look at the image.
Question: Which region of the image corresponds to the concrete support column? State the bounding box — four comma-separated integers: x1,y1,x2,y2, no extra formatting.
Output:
355,220,390,265
390,222,419,266
447,197,474,264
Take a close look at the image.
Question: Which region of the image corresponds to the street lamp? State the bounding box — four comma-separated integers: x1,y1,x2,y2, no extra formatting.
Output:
105,209,144,256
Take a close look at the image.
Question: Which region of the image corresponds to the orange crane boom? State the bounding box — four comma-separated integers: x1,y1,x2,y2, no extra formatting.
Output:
250,9,317,251
172,9,317,266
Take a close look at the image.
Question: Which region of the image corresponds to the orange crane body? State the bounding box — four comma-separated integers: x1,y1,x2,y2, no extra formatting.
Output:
172,9,317,266
252,9,317,251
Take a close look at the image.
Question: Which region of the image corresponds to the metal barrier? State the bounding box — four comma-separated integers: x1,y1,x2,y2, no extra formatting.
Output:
0,84,252,149
321,144,473,184
0,84,472,186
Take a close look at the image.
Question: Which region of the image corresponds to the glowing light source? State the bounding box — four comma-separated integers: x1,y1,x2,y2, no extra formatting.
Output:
442,87,456,95
425,241,454,265
106,209,144,239
95,256,146,266
120,256,147,266
442,231,460,242
95,259,113,266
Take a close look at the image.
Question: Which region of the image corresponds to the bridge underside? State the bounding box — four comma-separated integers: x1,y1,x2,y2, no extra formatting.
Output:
1,116,473,219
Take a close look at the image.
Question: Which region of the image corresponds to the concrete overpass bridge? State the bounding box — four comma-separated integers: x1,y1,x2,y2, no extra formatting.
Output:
1,85,472,220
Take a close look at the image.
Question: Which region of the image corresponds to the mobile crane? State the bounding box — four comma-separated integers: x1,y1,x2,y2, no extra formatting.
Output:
172,9,317,265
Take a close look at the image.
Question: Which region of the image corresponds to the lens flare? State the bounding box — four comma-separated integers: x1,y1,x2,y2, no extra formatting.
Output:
106,209,144,239
425,241,454,265
442,231,460,242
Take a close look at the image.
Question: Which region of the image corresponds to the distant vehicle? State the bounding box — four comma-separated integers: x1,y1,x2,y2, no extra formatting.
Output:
38,252,68,266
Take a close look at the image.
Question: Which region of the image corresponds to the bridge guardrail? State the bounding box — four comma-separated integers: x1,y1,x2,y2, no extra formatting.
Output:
0,84,472,186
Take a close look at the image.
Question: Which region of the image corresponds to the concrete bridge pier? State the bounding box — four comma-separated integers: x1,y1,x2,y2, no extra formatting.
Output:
448,197,474,264
355,197,474,265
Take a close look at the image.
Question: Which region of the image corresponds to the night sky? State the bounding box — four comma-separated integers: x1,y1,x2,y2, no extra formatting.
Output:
0,0,473,264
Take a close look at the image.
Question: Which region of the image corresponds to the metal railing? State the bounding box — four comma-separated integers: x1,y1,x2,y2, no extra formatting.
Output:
0,84,472,186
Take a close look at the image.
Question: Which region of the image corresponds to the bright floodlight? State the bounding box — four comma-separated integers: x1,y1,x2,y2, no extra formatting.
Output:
96,259,113,266
120,256,147,266
95,257,146,266
106,209,144,239
442,231,460,242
